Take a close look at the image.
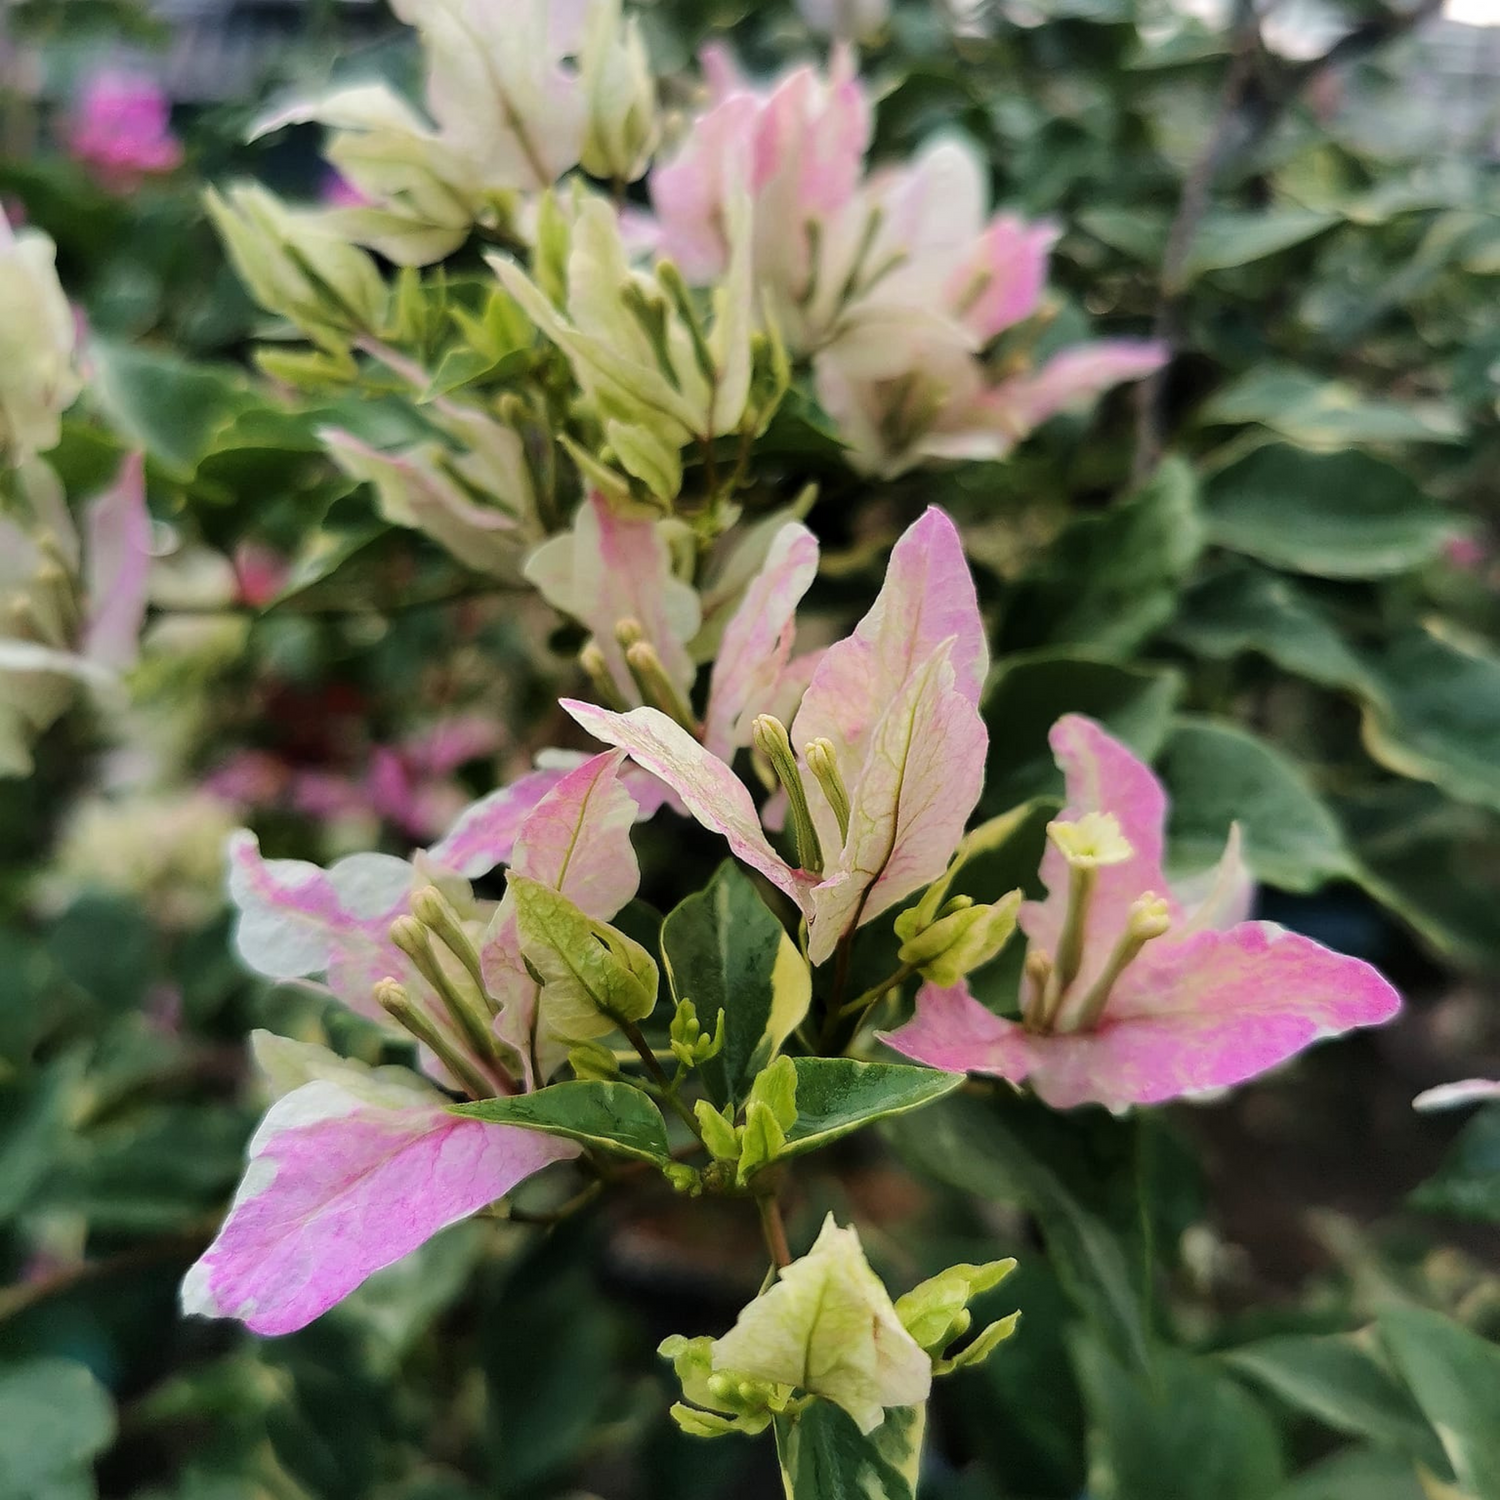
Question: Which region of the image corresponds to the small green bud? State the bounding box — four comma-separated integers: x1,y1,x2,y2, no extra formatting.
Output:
745,1055,798,1134
736,1099,787,1185
662,1162,704,1196
896,889,1023,988
695,1100,742,1162
660,1333,782,1437
751,715,823,876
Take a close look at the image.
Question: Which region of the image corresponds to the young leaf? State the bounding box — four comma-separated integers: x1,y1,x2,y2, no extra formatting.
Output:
773,1401,924,1500
661,862,811,1107
455,1080,672,1165
777,1058,963,1161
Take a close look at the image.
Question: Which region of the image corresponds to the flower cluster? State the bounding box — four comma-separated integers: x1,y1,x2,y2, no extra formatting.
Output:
184,502,1401,1450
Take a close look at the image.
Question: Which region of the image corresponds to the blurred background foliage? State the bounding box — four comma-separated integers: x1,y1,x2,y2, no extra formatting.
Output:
3,0,1500,1497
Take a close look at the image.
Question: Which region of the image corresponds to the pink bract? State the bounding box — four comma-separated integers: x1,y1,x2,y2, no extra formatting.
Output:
882,715,1401,1110
566,506,988,964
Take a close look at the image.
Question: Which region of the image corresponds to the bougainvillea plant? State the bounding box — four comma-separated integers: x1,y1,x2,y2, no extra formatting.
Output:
9,1,1497,1496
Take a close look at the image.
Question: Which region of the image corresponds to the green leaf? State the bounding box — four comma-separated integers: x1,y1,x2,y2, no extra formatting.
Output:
1169,563,1373,694
1199,367,1464,449
1078,208,1338,278
1183,209,1340,276
1379,1305,1500,1498
454,1080,671,1164
1269,1447,1426,1500
0,1359,116,1498
1001,457,1203,656
1222,1334,1450,1476
1204,446,1452,579
888,1095,1151,1373
1159,718,1354,892
773,1401,924,1500
1360,627,1500,815
0,1055,79,1224
1410,1105,1500,1222
982,652,1182,813
1074,1335,1285,1500
1342,786,1500,970
89,339,262,480
779,1058,963,1161
661,863,810,1107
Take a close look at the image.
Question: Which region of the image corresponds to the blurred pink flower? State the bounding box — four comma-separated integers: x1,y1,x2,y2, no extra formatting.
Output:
231,542,290,608
63,71,183,193
206,714,504,842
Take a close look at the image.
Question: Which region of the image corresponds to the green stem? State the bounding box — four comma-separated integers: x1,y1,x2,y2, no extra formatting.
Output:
836,962,918,1024
622,1020,705,1145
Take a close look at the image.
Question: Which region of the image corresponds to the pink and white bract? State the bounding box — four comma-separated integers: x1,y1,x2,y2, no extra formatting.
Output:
184,751,645,1333
651,50,1166,475
568,506,987,964
883,715,1401,1110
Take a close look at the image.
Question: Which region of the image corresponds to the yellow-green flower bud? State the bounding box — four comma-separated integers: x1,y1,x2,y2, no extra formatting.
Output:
896,889,1023,988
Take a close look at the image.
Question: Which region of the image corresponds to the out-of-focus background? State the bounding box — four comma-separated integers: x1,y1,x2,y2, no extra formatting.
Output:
4,2,1500,1498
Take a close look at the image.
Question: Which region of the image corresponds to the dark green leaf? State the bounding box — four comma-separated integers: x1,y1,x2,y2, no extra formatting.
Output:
1160,718,1354,892
1204,446,1452,579
888,1095,1151,1372
1410,1105,1500,1222
1199,368,1463,448
773,1401,923,1500
1222,1334,1449,1475
1379,1306,1500,1498
0,1359,115,1498
1269,1448,1425,1500
454,1080,671,1164
781,1058,962,1159
661,862,808,1107
1169,564,1373,694
1001,457,1202,656
982,652,1182,813
1362,627,1500,814
1074,1335,1285,1500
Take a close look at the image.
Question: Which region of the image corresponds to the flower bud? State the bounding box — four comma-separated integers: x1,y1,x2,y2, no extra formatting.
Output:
0,214,80,462
579,0,660,185
659,1334,781,1437
896,889,1023,988
205,183,387,338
